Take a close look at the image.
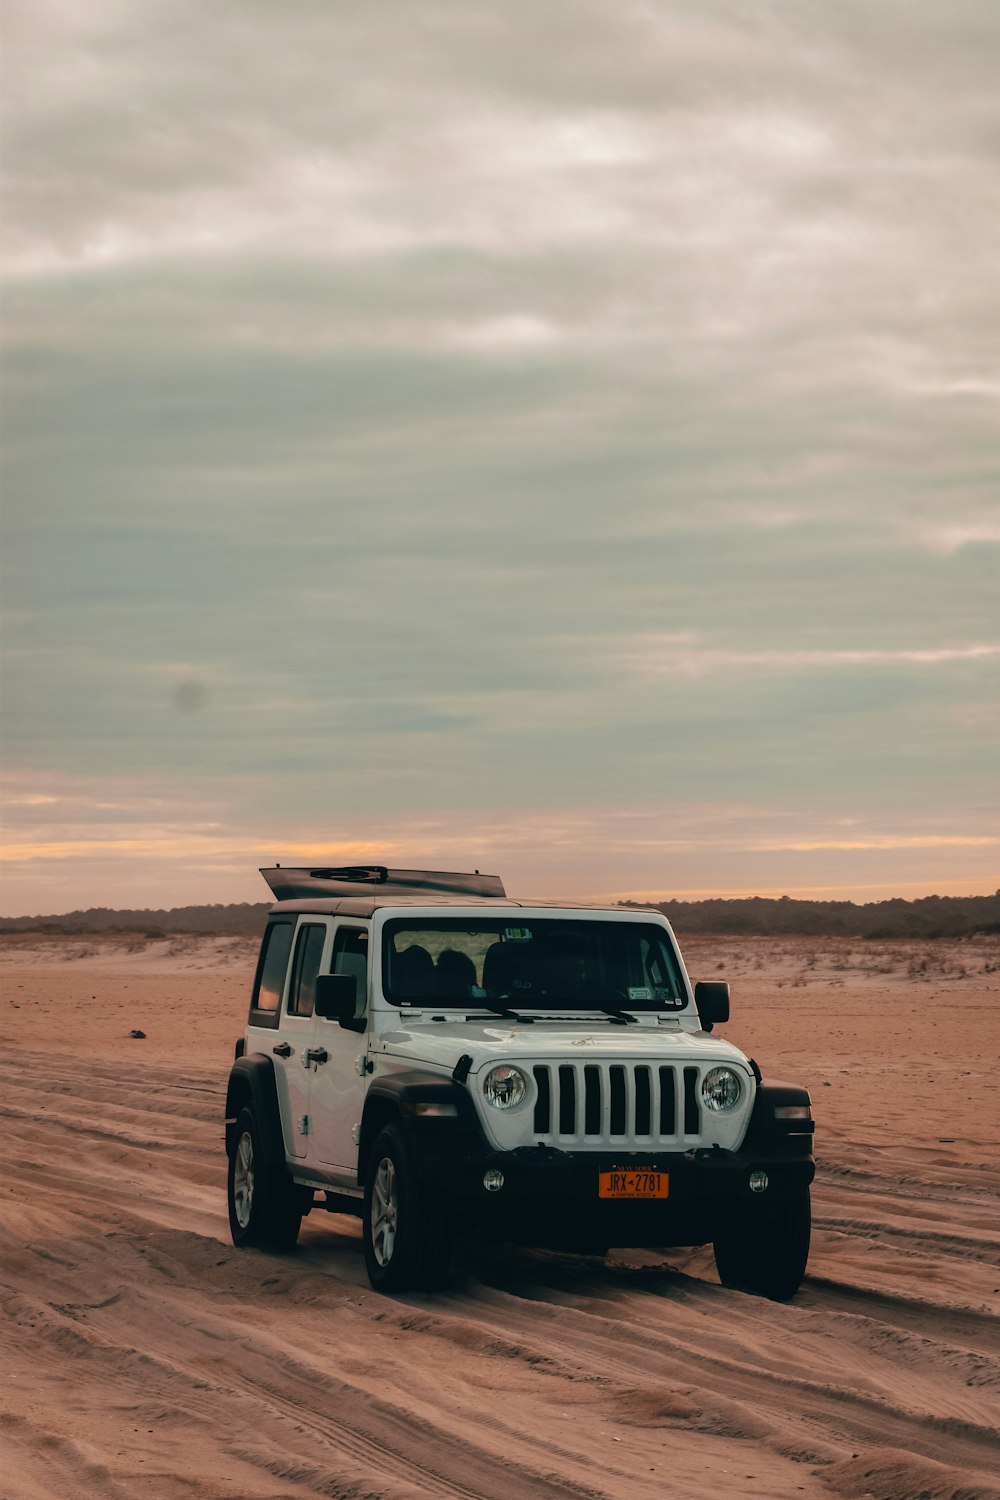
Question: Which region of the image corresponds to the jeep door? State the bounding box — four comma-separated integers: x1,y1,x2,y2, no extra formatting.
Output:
280,917,333,1159
306,921,370,1179
245,916,312,1161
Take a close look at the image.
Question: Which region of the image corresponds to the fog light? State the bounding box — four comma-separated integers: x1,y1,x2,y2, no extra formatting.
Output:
749,1170,769,1193
483,1168,505,1193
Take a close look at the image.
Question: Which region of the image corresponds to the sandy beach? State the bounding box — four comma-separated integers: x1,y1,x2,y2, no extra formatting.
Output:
2,932,998,1500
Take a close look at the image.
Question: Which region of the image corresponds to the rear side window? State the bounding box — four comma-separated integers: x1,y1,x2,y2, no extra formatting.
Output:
289,923,327,1017
250,921,294,1026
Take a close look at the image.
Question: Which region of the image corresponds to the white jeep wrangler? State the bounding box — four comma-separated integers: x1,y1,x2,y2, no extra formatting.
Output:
225,866,814,1298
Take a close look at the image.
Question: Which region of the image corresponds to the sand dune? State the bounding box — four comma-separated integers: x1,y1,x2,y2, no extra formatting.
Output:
1,934,998,1499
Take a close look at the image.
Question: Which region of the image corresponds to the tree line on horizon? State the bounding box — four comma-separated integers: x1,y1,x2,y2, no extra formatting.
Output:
623,891,1000,939
0,891,997,939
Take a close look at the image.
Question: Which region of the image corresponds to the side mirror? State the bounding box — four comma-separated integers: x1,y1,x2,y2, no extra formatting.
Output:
315,973,357,1023
694,980,730,1032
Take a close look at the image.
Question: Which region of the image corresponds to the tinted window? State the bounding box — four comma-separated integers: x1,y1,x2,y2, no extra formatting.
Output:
253,921,294,1013
381,918,685,1011
331,927,369,1019
289,923,326,1017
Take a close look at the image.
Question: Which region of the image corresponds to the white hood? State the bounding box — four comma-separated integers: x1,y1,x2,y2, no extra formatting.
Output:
375,1015,750,1075
374,1014,756,1152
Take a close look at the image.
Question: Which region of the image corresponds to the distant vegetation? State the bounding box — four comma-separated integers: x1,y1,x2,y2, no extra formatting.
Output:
1,892,998,939
622,892,1000,940
0,903,271,937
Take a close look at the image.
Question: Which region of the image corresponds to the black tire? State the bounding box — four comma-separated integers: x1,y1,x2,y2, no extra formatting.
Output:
363,1123,452,1293
713,1187,811,1301
227,1106,302,1252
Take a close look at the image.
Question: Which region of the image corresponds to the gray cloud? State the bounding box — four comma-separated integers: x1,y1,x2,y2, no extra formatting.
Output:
2,0,999,908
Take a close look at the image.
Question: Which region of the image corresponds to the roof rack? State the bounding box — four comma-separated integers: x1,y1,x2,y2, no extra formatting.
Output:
260,865,506,901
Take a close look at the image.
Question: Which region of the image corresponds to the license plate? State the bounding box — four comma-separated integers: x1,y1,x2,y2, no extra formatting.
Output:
598,1170,668,1200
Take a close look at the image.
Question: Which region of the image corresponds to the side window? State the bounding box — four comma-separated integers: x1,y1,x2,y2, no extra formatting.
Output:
331,926,369,1018
251,921,294,1026
289,923,326,1017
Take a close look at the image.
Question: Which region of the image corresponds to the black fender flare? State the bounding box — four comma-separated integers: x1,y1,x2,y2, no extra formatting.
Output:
359,1071,485,1183
742,1078,815,1148
225,1054,287,1167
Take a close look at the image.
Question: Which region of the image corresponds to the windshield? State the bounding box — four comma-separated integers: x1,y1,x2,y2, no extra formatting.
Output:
381,917,687,1011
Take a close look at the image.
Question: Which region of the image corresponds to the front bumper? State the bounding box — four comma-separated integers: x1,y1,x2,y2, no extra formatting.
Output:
409,1131,815,1248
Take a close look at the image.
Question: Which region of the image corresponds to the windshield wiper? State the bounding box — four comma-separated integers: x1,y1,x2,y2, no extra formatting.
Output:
403,1000,535,1023
541,991,641,1023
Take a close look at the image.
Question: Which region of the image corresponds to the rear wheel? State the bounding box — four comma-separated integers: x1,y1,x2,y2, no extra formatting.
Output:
228,1106,303,1252
713,1188,810,1301
363,1124,452,1293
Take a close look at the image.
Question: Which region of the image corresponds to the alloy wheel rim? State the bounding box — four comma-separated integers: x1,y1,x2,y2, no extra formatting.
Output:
371,1156,398,1266
233,1130,254,1229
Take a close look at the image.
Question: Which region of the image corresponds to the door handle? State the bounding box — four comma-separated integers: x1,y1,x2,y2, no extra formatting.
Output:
305,1047,329,1066
272,1042,292,1057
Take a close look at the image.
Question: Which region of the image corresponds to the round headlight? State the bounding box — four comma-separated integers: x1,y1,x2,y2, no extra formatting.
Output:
482,1065,527,1110
702,1066,742,1112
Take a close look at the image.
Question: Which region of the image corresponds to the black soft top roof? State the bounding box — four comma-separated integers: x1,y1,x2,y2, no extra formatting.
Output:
260,865,506,902
267,894,527,919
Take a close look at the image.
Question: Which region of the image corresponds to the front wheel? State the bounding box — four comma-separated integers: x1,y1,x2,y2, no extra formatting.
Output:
713,1188,810,1301
363,1124,452,1293
227,1106,302,1252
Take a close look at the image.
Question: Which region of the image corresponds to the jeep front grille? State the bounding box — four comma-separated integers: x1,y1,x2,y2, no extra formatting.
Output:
532,1063,702,1145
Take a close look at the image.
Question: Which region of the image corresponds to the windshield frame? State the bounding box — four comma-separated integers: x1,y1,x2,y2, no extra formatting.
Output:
379,913,689,1013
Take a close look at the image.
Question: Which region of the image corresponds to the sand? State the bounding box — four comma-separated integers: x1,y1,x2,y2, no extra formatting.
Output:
1,932,998,1500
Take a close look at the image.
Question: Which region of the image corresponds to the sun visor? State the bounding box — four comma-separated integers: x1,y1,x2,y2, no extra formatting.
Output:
259,865,506,901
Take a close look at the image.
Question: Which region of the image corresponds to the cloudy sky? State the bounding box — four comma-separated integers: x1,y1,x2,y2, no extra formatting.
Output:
2,0,998,915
